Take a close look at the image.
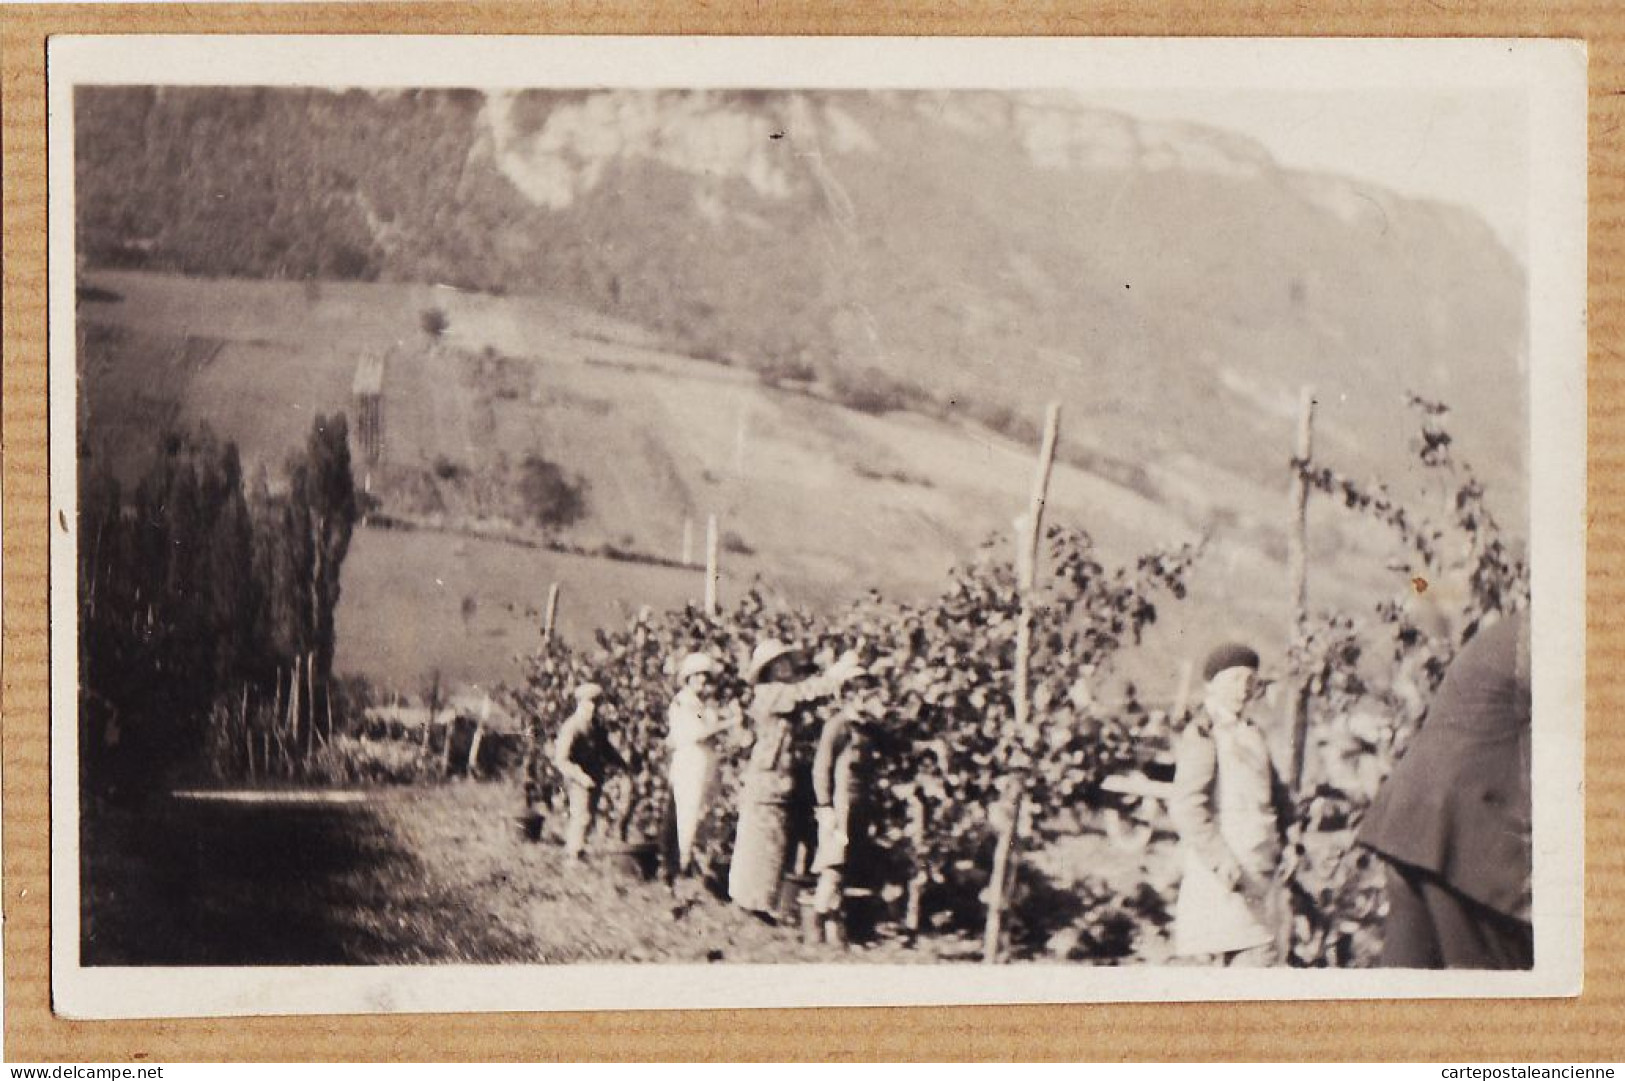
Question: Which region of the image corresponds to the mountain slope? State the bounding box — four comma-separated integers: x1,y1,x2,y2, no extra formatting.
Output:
482,88,1528,505
74,86,1528,519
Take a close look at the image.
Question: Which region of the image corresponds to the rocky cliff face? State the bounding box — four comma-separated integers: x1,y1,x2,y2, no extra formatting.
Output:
75,87,1527,515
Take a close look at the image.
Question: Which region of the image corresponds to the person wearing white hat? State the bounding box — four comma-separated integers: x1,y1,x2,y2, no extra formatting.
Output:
552,681,624,859
728,639,864,918
663,652,739,878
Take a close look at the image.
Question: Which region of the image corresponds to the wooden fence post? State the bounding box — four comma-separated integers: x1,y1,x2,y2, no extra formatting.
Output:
238,684,250,779
905,790,928,936
705,513,720,617
243,686,256,782
467,693,489,778
1172,658,1195,725
272,664,284,744
423,676,439,754
286,661,300,776
440,704,458,777
306,650,317,758
983,401,1061,964
542,582,561,644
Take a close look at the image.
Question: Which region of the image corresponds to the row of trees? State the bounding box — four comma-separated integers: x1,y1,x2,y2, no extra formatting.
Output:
78,415,360,793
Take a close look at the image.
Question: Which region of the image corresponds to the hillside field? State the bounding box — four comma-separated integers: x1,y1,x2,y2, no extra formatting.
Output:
78,269,1399,698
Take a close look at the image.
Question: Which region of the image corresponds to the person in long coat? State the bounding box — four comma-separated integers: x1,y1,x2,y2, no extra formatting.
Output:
1358,611,1532,969
727,640,861,919
663,651,737,878
1169,643,1292,965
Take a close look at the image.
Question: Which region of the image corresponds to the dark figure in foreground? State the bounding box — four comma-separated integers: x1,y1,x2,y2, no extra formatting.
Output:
1358,612,1533,969
810,661,887,944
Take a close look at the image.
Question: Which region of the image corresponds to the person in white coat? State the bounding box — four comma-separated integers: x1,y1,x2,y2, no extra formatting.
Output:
664,651,737,876
1168,643,1291,965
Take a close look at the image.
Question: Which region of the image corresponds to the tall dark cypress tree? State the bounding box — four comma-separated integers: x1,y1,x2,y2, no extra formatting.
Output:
289,413,358,685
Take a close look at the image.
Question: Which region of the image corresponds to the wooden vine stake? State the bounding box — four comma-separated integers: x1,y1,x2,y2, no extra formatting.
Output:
542,582,561,644
242,684,255,782
1286,385,1316,792
306,650,317,758
704,513,720,617
982,400,1061,964
1279,384,1317,962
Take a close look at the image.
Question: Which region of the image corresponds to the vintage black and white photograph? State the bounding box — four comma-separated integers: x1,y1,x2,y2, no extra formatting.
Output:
47,36,1586,1016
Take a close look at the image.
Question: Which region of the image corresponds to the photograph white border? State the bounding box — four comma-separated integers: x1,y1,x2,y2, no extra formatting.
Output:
46,34,1588,1018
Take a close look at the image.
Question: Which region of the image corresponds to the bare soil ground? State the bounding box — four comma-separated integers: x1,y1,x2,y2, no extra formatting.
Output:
80,783,1174,967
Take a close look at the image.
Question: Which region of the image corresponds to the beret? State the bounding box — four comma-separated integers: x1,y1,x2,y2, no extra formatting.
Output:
1202,643,1260,682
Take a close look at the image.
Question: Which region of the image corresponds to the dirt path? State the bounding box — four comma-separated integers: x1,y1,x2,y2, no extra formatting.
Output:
80,785,966,966
81,783,1183,967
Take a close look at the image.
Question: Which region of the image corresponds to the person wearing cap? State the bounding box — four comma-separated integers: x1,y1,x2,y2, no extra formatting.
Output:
1358,611,1532,969
1169,643,1291,965
552,681,627,860
663,651,739,878
809,661,888,944
727,639,864,918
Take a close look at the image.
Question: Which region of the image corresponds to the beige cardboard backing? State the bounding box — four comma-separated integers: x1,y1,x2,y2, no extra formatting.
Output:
4,2,1622,1061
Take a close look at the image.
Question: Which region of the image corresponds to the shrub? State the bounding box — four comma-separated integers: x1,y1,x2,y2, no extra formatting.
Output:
963,399,1041,445
420,306,450,339
518,454,588,529
306,734,432,785
756,357,817,386
829,366,928,415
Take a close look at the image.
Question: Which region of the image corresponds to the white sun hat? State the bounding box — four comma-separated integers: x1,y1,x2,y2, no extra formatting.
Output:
678,652,719,681
746,639,796,683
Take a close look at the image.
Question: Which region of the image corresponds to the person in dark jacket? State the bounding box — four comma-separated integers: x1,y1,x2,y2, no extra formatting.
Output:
553,683,627,860
1358,611,1533,969
810,662,887,944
